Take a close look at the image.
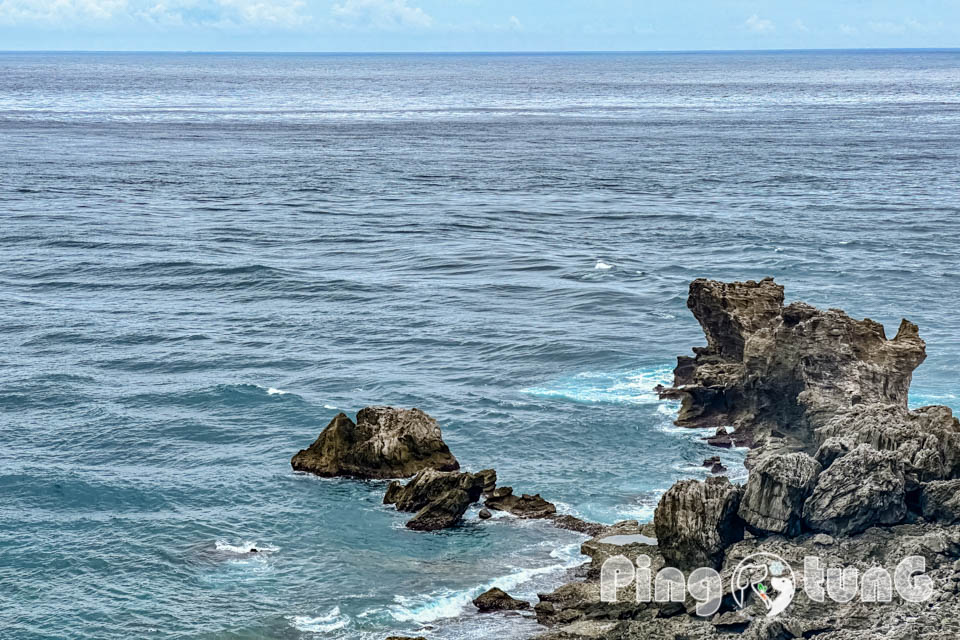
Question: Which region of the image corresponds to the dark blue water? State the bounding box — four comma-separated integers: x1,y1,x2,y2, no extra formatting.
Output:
2,50,959,639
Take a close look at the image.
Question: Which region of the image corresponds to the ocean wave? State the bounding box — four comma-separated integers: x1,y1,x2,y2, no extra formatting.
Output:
289,606,350,633
521,365,673,405
595,260,613,270
214,540,279,554
382,546,584,625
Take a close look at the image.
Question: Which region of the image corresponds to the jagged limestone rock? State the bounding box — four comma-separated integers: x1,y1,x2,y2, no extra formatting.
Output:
738,452,821,535
653,476,744,570
291,407,459,479
803,445,907,536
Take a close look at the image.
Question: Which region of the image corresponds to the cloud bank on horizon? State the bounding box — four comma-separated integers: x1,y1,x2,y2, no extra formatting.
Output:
0,0,956,51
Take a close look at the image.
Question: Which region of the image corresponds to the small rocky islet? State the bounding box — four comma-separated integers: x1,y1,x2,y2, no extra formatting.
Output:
291,277,960,639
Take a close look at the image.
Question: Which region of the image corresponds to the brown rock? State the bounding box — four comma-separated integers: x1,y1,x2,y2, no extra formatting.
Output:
291,407,459,479
472,587,531,612
484,486,557,519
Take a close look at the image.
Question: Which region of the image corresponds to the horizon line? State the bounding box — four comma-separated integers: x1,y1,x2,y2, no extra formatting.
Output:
2,47,960,55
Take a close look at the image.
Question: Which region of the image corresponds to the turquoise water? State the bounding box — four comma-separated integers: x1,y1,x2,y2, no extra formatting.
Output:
2,50,959,639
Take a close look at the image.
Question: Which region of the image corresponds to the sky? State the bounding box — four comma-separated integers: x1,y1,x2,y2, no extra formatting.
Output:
0,0,958,52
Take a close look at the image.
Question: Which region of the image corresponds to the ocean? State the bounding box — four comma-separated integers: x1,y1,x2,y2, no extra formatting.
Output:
2,50,959,639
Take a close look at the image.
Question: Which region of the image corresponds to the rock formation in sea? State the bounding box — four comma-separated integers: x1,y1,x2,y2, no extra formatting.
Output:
290,406,459,479
383,468,491,531
532,278,960,640
473,587,532,612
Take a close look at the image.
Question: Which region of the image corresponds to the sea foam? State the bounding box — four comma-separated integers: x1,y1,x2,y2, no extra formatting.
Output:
384,544,583,625
289,606,350,633
521,365,673,405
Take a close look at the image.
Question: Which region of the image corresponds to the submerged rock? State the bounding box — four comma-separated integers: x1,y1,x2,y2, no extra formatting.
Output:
291,407,459,479
472,587,531,612
653,476,743,570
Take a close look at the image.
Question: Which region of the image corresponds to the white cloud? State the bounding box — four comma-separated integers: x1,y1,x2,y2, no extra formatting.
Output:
744,14,774,34
793,19,808,32
331,0,432,29
839,24,858,35
508,15,520,30
0,0,309,27
218,0,308,26
0,0,128,24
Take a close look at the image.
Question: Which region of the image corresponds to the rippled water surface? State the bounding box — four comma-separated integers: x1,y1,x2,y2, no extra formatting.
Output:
2,50,960,639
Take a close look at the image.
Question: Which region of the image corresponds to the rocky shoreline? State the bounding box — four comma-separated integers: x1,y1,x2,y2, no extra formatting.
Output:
292,277,960,640
530,278,960,640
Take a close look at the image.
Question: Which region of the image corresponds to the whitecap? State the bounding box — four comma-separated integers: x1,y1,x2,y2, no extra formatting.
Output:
214,540,279,554
384,552,584,625
289,606,350,633
323,404,338,409
595,260,613,270
252,384,289,396
521,365,674,405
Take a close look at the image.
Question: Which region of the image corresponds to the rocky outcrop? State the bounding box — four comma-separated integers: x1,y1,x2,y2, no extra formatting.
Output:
291,407,459,479
815,403,960,486
920,479,960,524
485,487,557,519
653,476,743,570
660,278,927,444
384,468,489,512
738,452,821,535
473,587,531,612
802,444,907,536
406,489,474,531
384,468,489,531
532,278,960,640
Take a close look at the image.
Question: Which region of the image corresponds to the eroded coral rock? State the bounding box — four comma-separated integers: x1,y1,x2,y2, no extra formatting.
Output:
291,407,459,479
653,476,744,570
803,445,907,536
738,452,821,535
384,468,488,531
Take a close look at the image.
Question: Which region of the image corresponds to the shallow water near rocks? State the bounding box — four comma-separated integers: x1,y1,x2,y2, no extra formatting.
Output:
2,50,959,639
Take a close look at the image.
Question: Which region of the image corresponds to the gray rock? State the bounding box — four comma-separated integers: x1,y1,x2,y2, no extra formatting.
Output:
478,508,492,520
738,452,821,535
291,407,459,479
812,533,835,545
920,479,960,524
803,445,907,536
653,476,744,570
815,404,960,485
